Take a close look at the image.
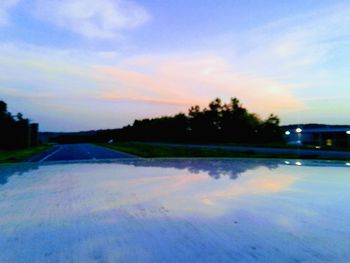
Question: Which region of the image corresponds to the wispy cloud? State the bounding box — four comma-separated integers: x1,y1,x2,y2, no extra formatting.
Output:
34,0,150,39
195,4,350,123
0,43,105,130
1,3,350,130
234,4,350,80
97,54,303,116
98,95,193,107
0,43,98,98
0,0,19,26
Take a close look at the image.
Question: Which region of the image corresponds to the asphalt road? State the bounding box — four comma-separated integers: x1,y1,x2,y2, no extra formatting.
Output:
27,143,136,162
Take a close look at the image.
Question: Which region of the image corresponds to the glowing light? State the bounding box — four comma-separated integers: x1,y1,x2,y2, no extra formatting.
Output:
315,146,321,149
284,161,290,165
346,163,350,166
295,128,303,133
346,131,350,135
295,161,302,166
285,131,291,135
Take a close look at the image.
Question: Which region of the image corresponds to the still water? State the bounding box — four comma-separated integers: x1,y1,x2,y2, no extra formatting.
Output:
0,159,349,262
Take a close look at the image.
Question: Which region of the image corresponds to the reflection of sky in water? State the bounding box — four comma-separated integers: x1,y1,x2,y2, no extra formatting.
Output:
0,159,350,262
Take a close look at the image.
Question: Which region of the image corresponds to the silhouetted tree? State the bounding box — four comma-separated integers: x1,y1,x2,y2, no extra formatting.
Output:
116,97,282,144
0,100,39,149
258,114,283,143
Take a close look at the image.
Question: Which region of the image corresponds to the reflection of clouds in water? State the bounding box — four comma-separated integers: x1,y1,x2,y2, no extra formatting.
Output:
0,159,295,228
203,173,296,202
1,159,350,262
1,158,346,187
0,158,278,189
0,158,347,227
0,159,245,186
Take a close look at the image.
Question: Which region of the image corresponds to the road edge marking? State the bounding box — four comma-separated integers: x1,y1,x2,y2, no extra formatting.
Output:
39,146,62,163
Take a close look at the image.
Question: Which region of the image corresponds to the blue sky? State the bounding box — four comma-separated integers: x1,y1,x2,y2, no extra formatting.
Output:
0,0,350,131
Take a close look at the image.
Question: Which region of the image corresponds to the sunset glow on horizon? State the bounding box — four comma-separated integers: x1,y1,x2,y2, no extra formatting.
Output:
1,0,350,131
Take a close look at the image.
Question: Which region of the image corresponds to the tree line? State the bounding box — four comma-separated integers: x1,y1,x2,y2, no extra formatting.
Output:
116,98,282,143
0,100,39,149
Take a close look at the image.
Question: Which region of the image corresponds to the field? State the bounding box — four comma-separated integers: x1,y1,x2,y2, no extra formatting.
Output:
99,142,347,160
0,145,52,163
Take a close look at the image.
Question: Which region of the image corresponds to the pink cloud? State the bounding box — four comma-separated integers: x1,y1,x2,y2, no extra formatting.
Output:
96,54,303,117
98,94,193,107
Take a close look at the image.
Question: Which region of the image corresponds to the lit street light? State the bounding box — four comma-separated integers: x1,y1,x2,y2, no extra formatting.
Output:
295,128,303,146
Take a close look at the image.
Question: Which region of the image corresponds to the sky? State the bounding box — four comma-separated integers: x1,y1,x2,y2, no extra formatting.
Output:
1,0,350,131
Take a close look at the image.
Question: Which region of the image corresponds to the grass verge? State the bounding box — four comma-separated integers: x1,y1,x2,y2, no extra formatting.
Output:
0,144,52,163
99,142,347,160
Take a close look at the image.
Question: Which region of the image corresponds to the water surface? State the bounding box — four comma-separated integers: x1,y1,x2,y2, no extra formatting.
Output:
0,159,349,262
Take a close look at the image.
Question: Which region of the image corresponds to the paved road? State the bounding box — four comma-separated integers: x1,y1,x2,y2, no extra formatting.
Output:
27,143,136,162
151,142,350,159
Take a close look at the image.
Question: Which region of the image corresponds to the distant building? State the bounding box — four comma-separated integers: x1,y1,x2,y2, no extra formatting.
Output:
282,124,350,148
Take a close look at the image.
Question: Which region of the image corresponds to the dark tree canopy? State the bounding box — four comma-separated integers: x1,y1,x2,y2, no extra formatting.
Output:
116,97,283,143
0,100,38,149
